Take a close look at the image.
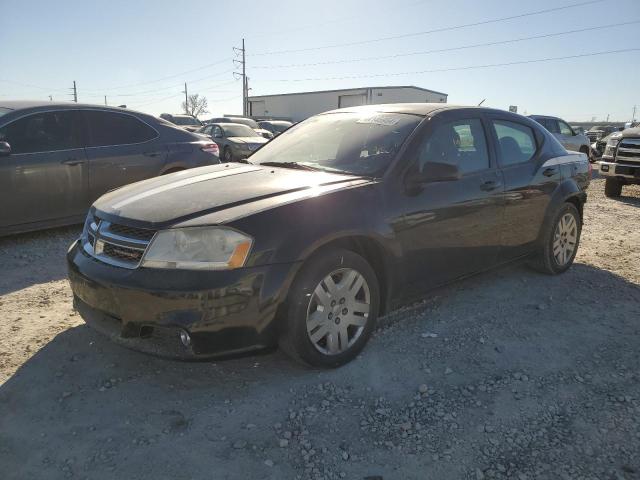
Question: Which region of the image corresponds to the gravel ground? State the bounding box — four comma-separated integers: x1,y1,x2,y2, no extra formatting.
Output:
1,176,639,480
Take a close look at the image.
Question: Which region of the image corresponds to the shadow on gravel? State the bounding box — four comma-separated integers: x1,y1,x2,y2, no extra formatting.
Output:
1,262,639,479
0,225,81,295
614,194,640,207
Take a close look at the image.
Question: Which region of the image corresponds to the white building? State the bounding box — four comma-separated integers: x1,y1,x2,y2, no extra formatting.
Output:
248,85,448,122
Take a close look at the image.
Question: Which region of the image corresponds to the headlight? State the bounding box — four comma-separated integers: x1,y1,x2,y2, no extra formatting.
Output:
604,135,622,157
141,227,252,270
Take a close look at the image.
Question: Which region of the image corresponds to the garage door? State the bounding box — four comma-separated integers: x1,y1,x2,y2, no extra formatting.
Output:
338,94,367,108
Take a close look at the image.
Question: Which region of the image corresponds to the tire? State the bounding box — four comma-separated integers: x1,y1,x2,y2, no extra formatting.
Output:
223,146,233,163
279,248,380,368
527,203,581,275
604,178,622,198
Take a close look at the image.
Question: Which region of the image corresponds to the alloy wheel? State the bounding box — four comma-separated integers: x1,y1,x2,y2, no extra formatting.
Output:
306,268,370,355
553,213,578,266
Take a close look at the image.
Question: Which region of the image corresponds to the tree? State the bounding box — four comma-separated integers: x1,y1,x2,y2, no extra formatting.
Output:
182,94,208,119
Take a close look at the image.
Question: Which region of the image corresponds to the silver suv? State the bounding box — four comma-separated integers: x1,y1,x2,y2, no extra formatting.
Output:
529,115,592,160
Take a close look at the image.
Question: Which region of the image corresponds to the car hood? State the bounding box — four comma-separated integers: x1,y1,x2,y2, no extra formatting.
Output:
620,127,640,138
93,163,371,227
229,136,269,145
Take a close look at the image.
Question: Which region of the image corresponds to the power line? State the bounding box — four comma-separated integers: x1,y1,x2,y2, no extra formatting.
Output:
0,78,68,92
252,20,640,69
83,58,232,92
250,0,605,56
254,48,639,83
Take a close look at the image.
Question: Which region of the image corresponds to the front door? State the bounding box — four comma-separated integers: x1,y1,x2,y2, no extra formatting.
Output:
391,114,504,295
0,110,88,229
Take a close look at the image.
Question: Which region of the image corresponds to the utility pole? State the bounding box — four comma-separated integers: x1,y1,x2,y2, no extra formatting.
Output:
70,81,78,103
233,39,247,116
633,105,637,123
48,95,53,101
104,96,107,106
183,82,188,114
606,113,610,122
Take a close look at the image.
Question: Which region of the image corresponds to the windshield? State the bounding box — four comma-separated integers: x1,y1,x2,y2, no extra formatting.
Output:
250,112,421,176
223,124,260,137
173,116,201,126
228,117,258,129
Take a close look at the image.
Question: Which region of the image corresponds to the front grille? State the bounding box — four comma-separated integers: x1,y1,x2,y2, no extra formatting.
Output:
615,138,640,164
586,133,600,142
82,213,155,269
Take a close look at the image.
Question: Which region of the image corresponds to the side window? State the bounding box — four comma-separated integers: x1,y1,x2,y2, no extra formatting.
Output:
492,120,537,166
558,121,573,136
416,118,490,175
0,110,82,154
85,111,157,147
214,127,223,137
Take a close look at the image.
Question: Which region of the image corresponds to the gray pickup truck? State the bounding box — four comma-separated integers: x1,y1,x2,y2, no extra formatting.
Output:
597,126,640,197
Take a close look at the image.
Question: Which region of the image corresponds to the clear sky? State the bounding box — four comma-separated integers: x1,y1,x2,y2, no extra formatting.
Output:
2,0,638,122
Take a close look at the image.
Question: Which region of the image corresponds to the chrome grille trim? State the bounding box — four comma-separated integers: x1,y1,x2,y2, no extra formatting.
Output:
615,137,640,164
81,213,155,269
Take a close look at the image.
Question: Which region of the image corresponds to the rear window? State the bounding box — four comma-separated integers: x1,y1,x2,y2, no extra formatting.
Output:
492,120,537,166
227,117,258,129
85,111,158,147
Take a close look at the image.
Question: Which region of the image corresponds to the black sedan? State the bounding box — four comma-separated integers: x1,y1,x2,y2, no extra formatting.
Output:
0,101,220,236
197,123,268,162
67,104,590,367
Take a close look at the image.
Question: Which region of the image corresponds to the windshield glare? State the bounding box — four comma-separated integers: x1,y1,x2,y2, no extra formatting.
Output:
250,112,420,176
224,124,260,137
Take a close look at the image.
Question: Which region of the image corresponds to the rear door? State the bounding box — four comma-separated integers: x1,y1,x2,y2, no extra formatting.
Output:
392,112,505,293
0,109,88,228
83,110,166,202
489,117,560,260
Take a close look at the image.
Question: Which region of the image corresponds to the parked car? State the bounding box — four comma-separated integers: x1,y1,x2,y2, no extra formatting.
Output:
0,101,220,236
159,113,202,132
197,123,268,162
597,124,640,197
571,125,585,135
67,103,590,367
529,115,591,159
258,120,293,136
210,116,273,139
585,125,618,144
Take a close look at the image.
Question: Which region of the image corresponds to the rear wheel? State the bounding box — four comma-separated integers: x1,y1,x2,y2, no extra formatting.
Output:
604,178,622,198
528,203,581,275
279,249,379,368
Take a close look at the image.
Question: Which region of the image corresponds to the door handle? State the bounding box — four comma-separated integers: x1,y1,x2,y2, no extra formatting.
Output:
144,151,161,157
480,180,500,191
61,158,85,166
543,167,557,177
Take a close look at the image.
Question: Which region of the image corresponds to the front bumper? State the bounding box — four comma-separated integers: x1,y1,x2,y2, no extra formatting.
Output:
67,239,298,359
597,160,640,182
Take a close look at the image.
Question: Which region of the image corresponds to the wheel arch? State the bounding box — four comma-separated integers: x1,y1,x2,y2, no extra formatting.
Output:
538,180,586,244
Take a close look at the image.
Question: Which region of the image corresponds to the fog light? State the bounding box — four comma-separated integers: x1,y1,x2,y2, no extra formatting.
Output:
179,330,191,347
601,164,609,172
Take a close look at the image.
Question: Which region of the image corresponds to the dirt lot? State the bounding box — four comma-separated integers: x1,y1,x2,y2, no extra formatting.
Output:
1,176,639,480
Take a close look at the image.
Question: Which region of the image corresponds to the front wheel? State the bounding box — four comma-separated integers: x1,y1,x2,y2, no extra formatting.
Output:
528,203,581,275
223,146,233,163
279,249,379,368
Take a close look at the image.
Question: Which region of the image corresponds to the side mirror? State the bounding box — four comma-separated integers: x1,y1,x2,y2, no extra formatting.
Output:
0,141,11,157
405,161,461,191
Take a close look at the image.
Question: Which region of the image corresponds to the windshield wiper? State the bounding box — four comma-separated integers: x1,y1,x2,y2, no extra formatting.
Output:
259,161,321,171
235,158,253,164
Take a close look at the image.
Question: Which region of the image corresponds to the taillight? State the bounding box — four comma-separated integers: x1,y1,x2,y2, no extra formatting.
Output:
201,143,219,156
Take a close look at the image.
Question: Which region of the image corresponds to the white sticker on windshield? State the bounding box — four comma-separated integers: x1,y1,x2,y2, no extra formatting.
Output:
356,115,399,126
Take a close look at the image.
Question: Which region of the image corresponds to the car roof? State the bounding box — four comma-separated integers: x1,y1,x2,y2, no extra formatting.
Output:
0,100,134,111
321,103,528,118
